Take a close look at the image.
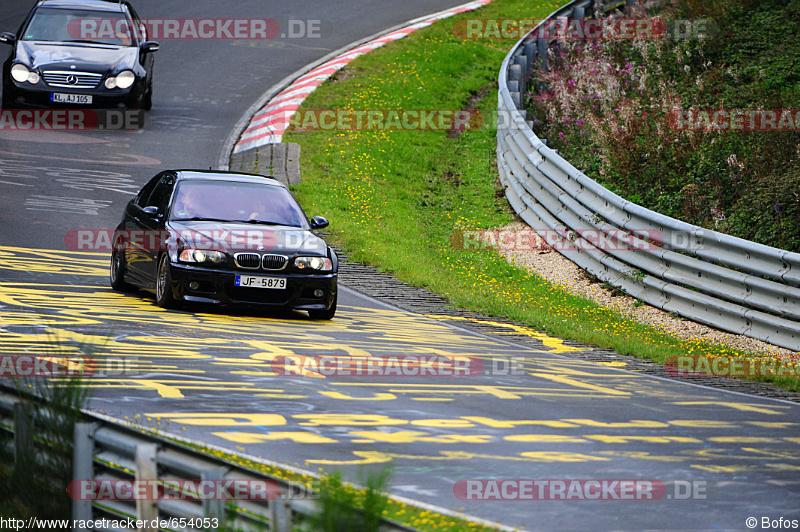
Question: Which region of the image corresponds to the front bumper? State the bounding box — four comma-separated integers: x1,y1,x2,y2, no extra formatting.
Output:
3,78,144,109
168,262,337,311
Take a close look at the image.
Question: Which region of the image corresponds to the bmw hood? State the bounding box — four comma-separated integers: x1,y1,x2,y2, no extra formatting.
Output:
17,40,138,73
167,221,329,255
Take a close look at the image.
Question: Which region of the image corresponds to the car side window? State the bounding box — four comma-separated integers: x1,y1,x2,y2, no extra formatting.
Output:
135,173,163,207
143,174,176,213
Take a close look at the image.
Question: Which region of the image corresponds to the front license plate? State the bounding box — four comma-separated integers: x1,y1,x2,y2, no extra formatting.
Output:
235,275,286,289
51,93,92,104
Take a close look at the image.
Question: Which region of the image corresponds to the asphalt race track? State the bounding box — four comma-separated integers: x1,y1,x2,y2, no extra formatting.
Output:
1,1,799,530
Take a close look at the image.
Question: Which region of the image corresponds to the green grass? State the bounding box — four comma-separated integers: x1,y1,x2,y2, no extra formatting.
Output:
285,0,798,390
285,0,800,391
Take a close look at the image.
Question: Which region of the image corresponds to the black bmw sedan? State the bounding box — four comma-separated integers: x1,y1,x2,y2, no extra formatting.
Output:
110,170,338,320
1,0,158,110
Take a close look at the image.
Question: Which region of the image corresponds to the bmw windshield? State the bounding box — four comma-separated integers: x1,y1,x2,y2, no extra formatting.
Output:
170,181,309,228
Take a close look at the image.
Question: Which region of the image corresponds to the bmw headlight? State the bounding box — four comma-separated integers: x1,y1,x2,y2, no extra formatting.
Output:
11,63,39,84
105,70,135,89
294,256,333,271
179,249,227,264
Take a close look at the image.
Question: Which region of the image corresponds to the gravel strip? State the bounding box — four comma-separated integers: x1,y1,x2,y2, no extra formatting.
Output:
495,221,797,358
332,244,800,403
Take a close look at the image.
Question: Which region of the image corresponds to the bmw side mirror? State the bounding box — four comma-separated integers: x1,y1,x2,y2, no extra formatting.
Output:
141,41,159,53
310,216,329,230
0,33,16,45
142,206,160,218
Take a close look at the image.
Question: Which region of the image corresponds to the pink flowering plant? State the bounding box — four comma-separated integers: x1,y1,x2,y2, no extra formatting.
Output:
526,0,800,252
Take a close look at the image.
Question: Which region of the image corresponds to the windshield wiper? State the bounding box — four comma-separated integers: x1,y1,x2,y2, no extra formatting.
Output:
64,39,118,46
172,217,231,223
237,219,301,227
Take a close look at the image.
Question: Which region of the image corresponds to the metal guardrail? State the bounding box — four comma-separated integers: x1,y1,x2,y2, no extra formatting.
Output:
497,0,800,351
0,386,417,532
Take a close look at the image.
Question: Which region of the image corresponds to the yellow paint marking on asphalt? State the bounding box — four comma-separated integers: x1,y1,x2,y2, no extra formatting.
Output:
294,414,407,427
213,432,337,444
411,398,454,401
306,450,608,466
463,417,579,429
668,420,739,429
745,422,799,429
0,246,107,276
144,413,288,426
349,431,494,444
564,419,669,429
671,402,788,415
691,464,758,473
410,419,476,428
585,435,702,444
505,435,586,443
328,382,614,399
518,451,611,462
764,464,800,471
0,311,96,326
529,373,630,396
596,451,687,462
256,394,308,399
741,448,800,460
74,379,284,398
707,437,781,443
319,391,396,400
422,314,585,353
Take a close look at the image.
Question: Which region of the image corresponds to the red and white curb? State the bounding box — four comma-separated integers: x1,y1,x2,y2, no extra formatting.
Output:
233,0,492,153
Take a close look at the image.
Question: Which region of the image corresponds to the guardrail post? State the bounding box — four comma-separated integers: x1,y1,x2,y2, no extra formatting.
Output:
135,443,159,531
537,39,548,70
13,402,33,500
271,495,291,532
514,55,528,98
72,422,95,530
201,467,226,527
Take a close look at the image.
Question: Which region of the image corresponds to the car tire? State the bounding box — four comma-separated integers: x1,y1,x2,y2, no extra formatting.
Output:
308,291,337,320
156,253,180,309
1,90,13,110
110,249,135,292
143,83,152,111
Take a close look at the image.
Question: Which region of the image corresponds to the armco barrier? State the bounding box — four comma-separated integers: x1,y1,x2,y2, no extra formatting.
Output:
0,386,421,532
497,0,800,350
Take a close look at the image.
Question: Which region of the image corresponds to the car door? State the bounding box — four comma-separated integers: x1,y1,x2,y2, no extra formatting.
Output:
122,172,160,282
127,172,175,287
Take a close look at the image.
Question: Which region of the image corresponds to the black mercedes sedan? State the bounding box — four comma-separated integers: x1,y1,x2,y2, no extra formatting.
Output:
0,0,158,110
110,170,338,319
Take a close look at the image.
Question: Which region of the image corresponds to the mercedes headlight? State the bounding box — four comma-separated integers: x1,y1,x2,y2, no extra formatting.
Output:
11,63,39,84
105,70,135,89
294,256,333,271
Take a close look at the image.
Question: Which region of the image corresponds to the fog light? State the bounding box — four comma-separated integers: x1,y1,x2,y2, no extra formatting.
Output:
188,282,200,290
313,289,324,298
